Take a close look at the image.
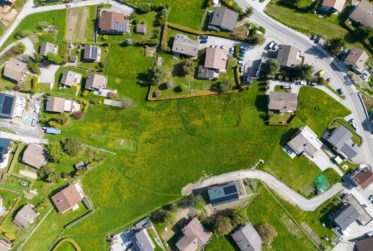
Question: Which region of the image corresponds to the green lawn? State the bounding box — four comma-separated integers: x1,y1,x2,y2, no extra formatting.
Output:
206,235,235,251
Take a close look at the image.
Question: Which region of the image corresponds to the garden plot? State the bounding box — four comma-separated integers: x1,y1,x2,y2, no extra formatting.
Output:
66,7,89,42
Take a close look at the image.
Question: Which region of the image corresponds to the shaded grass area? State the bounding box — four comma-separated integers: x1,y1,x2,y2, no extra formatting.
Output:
206,235,235,251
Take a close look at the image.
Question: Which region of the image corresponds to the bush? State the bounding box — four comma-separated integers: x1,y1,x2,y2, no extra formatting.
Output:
27,61,41,75
47,142,64,163
63,138,83,156
214,216,233,235
39,166,59,183
258,223,278,246
47,53,64,64
72,111,84,120
11,43,26,54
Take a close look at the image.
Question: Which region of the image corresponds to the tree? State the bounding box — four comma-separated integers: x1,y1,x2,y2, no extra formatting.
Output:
47,142,64,163
182,59,194,76
138,2,152,13
214,216,234,235
218,80,231,93
292,64,313,80
37,21,49,31
355,26,372,41
27,61,41,75
152,67,170,84
260,59,280,79
62,138,82,156
46,53,64,64
12,43,26,54
245,7,254,17
324,37,345,56
193,195,206,211
38,166,59,183
258,223,278,246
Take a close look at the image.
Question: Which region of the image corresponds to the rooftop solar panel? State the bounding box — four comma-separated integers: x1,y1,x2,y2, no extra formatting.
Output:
223,185,237,195
210,193,239,206
1,96,14,115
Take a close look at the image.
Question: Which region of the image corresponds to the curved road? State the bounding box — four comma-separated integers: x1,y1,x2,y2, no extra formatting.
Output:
182,169,343,211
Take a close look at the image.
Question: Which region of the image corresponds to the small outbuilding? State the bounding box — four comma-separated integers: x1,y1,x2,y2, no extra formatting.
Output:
13,204,39,228
22,144,47,169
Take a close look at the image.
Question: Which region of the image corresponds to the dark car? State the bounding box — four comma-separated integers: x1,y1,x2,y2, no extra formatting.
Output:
337,88,344,96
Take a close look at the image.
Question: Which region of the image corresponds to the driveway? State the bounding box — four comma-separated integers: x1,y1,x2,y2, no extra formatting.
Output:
39,64,60,89
0,37,35,57
182,169,343,211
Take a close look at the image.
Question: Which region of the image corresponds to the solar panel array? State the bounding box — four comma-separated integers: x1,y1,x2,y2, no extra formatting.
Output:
210,184,239,206
113,18,126,31
1,96,14,115
91,47,98,59
223,184,237,195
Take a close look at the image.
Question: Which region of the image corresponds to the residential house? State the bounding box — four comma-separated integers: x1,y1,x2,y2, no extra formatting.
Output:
176,218,211,251
276,45,302,68
99,10,130,34
0,238,12,251
352,166,373,190
349,0,373,29
207,182,242,207
196,65,219,80
208,7,239,32
0,93,15,119
83,45,101,62
22,143,47,169
45,96,80,113
40,42,58,56
231,222,262,251
13,204,39,228
323,126,358,159
85,73,107,91
3,58,27,83
172,34,200,58
331,204,360,233
204,47,228,72
355,236,373,251
131,228,155,251
51,184,84,213
136,23,146,34
320,0,346,14
60,70,82,87
268,92,298,114
287,126,323,158
344,48,369,72
0,138,11,168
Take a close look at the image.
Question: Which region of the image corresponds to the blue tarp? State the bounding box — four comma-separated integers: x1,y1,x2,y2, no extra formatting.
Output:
44,127,61,135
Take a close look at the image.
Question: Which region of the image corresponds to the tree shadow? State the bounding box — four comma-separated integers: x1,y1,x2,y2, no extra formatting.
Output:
255,94,268,112
172,62,186,77
279,127,299,146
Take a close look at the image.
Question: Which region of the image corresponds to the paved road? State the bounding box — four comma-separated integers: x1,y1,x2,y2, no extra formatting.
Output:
182,169,343,211
235,0,373,167
0,131,48,144
0,37,35,57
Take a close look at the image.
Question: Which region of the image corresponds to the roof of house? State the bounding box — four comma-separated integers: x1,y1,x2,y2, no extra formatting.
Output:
208,182,240,206
209,7,239,31
99,10,129,33
4,58,27,82
85,73,107,90
324,126,358,159
60,70,82,87
136,23,146,33
355,236,373,251
204,47,228,71
276,45,302,67
40,42,58,56
46,96,65,113
131,229,155,251
22,144,46,169
322,0,346,12
196,65,218,80
352,166,373,190
172,34,200,57
349,0,373,29
51,184,84,213
83,45,100,60
177,218,211,251
333,204,360,230
231,222,262,251
287,126,323,157
13,204,38,228
0,238,12,251
0,93,15,118
345,48,369,70
0,138,10,163
268,92,298,113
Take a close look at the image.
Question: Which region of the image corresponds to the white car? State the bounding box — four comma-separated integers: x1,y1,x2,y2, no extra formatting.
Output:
348,119,358,130
238,60,243,65
267,41,275,50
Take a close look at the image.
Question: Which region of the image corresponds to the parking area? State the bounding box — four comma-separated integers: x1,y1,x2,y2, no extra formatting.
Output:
39,64,60,89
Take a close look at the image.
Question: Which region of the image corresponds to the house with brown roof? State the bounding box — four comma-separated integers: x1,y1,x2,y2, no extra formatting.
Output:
276,45,302,68
355,236,373,251
136,23,146,34
85,73,107,91
349,0,373,29
268,92,298,114
176,218,211,251
320,0,346,14
13,204,38,228
204,47,228,72
352,166,373,190
344,48,369,72
40,42,58,56
45,96,81,113
99,10,130,34
51,183,84,213
83,45,101,62
172,34,200,58
3,58,27,83
22,144,47,169
60,70,82,87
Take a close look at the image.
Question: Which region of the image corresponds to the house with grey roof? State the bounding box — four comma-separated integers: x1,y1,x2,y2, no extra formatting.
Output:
231,222,262,251
196,65,219,80
176,218,211,251
323,126,358,160
60,70,82,87
13,204,39,228
276,45,302,68
131,228,155,251
3,58,27,83
208,7,239,32
349,0,373,29
172,34,200,58
287,126,323,158
268,92,298,114
331,204,360,232
40,42,58,56
207,182,242,207
83,45,101,62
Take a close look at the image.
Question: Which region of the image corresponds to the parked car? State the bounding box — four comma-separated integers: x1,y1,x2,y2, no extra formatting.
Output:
19,181,27,187
369,195,373,204
200,39,208,44
306,81,317,86
310,34,316,40
314,36,320,44
366,231,373,237
239,65,245,73
199,35,208,40
337,88,345,96
267,41,275,50
31,118,37,127
295,80,306,85
229,47,234,54
238,60,243,65
348,118,358,130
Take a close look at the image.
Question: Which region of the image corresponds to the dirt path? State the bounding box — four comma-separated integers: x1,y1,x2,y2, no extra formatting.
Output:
66,7,89,42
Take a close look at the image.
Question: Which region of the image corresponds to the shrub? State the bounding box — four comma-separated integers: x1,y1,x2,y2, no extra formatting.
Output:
27,61,41,75
214,216,234,235
11,43,26,54
47,142,64,163
63,138,83,156
72,111,84,120
258,223,278,246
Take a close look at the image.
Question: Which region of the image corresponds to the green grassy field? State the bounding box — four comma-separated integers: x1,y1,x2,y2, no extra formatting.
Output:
206,235,235,251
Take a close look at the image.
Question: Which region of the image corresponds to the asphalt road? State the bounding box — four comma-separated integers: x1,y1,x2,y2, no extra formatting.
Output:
235,0,373,167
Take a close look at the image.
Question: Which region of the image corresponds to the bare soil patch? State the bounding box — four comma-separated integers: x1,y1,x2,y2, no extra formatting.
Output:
66,7,89,42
